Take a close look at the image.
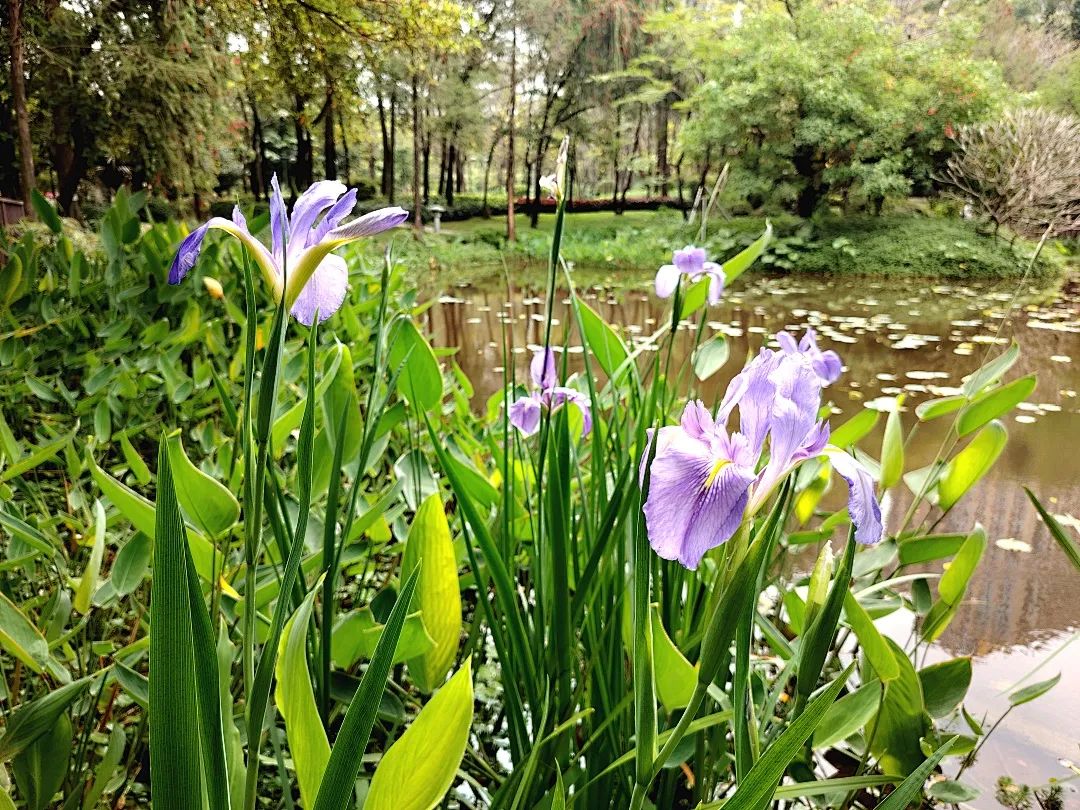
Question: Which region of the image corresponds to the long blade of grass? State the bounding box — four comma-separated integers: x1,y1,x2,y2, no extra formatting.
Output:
149,436,203,809
874,737,956,810
312,566,420,810
710,664,854,810
1025,487,1080,571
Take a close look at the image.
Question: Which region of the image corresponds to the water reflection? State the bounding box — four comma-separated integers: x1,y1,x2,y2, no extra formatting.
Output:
425,273,1080,804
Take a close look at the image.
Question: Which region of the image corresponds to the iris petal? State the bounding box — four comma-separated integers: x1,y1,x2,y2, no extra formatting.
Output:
508,395,542,435
313,188,359,243
289,180,348,251
289,254,349,326
654,264,680,298
168,222,211,284
270,174,288,267
826,449,884,545
328,207,410,241
531,348,557,389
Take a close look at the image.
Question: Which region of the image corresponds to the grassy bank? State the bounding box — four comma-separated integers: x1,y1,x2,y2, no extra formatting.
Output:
345,208,1065,287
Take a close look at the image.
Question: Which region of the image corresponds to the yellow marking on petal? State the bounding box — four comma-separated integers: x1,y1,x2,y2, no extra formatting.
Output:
704,458,730,489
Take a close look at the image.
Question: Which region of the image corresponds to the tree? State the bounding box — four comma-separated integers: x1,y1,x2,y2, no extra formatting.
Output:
944,107,1080,235
681,0,1006,215
6,0,35,211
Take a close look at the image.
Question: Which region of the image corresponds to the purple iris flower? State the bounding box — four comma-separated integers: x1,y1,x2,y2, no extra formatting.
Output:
642,328,883,569
654,245,725,305
508,348,592,436
168,175,408,326
777,327,842,385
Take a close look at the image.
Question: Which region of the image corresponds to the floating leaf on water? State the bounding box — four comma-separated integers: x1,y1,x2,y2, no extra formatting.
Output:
994,538,1032,553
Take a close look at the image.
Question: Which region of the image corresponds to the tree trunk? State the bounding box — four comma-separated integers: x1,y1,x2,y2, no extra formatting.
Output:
8,0,35,212
378,93,391,196
437,138,447,197
322,84,337,181
793,143,824,217
293,94,314,190
388,92,397,204
455,148,464,193
506,19,517,242
481,131,501,218
411,75,421,234
422,133,431,203
445,141,456,206
529,133,548,228
656,100,670,197
250,96,266,199
339,106,350,184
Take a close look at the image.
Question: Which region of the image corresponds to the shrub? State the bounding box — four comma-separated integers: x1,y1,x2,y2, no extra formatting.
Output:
944,107,1080,236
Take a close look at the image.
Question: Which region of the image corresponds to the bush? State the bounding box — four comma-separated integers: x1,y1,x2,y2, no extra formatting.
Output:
944,108,1080,236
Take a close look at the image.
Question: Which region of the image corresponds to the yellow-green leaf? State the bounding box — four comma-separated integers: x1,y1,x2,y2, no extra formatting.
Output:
0,591,49,673
956,374,1036,437
938,421,1007,511
366,660,474,810
879,397,905,489
275,581,330,810
403,494,462,692
651,605,696,713
73,501,107,614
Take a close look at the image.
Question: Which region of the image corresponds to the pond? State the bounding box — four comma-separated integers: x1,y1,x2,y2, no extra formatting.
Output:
425,271,1080,806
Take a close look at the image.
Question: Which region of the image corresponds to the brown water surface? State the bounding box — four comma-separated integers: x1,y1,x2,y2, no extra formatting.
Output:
426,272,1080,805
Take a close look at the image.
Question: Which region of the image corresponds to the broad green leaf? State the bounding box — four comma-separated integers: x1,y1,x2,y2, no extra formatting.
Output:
365,660,474,810
11,714,71,810
843,593,899,682
651,604,696,713
962,341,1019,398
923,527,986,642
713,666,851,810
0,592,49,673
30,189,62,234
879,398,904,489
722,221,773,283
919,657,972,718
692,335,729,381
812,680,881,749
574,297,629,382
957,374,1035,437
313,570,421,810
74,500,107,614
0,675,94,761
829,408,879,449
0,431,74,484
119,434,151,485
915,395,966,422
938,422,1007,511
332,608,434,668
275,581,330,810
1008,673,1060,707
111,533,151,596
875,737,957,810
112,664,149,709
1024,488,1080,572
402,495,462,692
166,430,239,537
871,639,931,775
148,439,203,809
928,779,980,803
388,318,443,411
88,455,219,582
897,533,966,566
